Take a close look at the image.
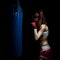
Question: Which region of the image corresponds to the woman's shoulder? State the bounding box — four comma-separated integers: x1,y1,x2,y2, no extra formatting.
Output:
41,24,48,28
41,24,48,31
45,25,48,31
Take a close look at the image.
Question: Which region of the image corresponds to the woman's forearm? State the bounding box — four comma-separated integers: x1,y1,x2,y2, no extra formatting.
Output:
34,28,44,40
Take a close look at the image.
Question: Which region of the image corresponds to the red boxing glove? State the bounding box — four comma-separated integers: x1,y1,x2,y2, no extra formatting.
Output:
31,22,36,27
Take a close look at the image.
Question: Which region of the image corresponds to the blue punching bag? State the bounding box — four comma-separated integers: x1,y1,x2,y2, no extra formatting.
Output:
13,0,23,57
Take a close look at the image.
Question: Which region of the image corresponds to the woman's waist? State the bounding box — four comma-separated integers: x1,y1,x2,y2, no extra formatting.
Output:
40,39,48,45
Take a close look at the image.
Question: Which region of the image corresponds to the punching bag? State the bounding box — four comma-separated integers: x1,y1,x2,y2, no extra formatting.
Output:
13,0,23,57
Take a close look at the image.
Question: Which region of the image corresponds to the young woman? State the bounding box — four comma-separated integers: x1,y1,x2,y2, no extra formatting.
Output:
31,10,52,60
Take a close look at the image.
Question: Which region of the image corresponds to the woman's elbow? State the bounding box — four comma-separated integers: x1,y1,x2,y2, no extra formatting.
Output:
34,36,39,40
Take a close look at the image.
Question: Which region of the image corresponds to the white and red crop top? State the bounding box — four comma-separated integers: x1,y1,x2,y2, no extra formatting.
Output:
42,30,49,39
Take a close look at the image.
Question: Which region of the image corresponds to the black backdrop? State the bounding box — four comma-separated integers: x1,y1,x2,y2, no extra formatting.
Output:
1,0,59,60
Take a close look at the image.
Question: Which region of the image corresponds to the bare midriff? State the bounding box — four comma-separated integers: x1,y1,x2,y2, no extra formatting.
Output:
40,39,48,46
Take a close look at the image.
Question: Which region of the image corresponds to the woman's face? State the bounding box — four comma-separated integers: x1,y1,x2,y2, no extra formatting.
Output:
34,13,39,22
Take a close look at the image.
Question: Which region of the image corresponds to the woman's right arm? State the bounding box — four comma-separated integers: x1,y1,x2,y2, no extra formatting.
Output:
34,28,44,40
34,24,46,40
31,22,45,40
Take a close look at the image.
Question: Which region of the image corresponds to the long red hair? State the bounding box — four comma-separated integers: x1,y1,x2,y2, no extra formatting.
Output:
38,10,47,30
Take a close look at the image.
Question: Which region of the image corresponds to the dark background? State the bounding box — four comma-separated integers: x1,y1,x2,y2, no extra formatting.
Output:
1,0,59,60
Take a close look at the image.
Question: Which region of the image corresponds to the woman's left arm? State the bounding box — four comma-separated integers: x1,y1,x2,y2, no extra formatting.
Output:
45,25,49,31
